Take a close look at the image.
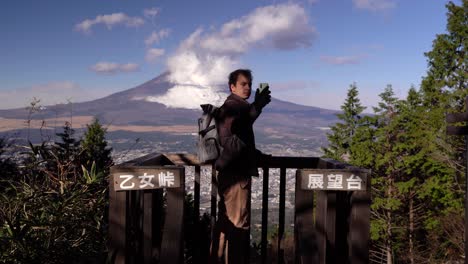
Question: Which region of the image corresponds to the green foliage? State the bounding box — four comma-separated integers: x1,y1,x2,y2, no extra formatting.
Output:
347,2,468,261
81,118,113,177
417,1,467,260
0,119,113,263
327,76,466,261
0,174,107,263
55,121,81,161
82,161,104,184
323,83,367,161
421,0,467,109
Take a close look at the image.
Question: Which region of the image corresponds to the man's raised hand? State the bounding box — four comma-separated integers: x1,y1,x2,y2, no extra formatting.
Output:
253,87,271,111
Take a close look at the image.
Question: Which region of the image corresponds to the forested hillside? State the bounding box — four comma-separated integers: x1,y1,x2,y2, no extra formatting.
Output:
323,1,467,262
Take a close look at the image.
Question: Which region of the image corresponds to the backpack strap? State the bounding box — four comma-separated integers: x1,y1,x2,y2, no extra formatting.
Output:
199,125,216,137
199,104,219,137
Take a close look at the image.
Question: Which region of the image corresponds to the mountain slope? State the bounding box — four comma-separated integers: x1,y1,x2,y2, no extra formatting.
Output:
0,72,340,136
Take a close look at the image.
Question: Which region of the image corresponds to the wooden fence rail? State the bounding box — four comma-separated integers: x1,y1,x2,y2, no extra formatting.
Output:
108,152,371,264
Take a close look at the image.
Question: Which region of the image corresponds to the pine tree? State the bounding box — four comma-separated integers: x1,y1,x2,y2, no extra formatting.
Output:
80,118,113,178
369,85,403,264
322,83,366,161
418,1,467,260
42,121,83,181
55,121,81,160
420,0,467,192
421,0,467,110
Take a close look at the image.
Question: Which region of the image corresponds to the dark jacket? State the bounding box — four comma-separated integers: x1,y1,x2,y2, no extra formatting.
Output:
215,93,263,177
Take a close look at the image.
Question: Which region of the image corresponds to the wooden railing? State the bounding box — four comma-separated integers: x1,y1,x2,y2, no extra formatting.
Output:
108,152,371,264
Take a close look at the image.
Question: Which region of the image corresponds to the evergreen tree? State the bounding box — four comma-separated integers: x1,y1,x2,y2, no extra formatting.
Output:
40,121,83,181
80,118,113,178
418,1,467,260
368,85,403,264
322,83,366,161
420,0,467,196
55,121,81,161
421,0,467,111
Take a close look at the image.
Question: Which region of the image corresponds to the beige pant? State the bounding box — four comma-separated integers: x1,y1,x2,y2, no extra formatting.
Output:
210,173,251,264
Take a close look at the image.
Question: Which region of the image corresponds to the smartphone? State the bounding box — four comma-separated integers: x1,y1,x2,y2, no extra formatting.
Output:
258,82,269,93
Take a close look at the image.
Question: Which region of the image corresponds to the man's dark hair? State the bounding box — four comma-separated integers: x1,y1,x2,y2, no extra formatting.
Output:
228,69,253,91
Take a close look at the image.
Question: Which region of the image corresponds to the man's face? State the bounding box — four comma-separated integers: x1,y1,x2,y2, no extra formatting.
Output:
230,74,252,100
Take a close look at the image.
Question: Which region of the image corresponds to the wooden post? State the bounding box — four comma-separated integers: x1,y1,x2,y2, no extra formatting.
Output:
261,167,270,264
315,159,331,264
294,169,319,263
278,167,286,263
153,189,164,261
299,159,369,264
325,191,337,263
142,190,153,264
315,191,327,263
160,167,186,264
210,164,218,243
335,191,350,263
193,165,201,264
108,171,127,264
348,178,371,264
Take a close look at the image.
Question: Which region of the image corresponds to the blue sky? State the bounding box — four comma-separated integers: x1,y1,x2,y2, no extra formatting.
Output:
0,0,457,111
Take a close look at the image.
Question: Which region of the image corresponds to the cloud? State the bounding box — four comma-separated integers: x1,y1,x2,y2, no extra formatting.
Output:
143,7,160,19
145,48,165,62
0,81,115,109
75,12,144,34
320,55,367,65
143,3,317,109
89,62,140,74
145,29,170,46
352,0,396,12
198,4,316,54
119,63,140,72
143,85,228,109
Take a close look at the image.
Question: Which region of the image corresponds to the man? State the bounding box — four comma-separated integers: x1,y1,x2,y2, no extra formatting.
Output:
210,69,271,264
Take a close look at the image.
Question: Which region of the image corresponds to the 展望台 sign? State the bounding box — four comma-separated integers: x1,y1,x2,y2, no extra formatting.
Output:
298,169,368,191
111,166,184,191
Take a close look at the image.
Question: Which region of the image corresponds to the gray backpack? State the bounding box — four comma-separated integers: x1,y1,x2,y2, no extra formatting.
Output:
197,104,223,164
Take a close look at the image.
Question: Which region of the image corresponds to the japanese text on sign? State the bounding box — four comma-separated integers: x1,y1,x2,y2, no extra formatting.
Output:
112,167,182,191
301,169,367,191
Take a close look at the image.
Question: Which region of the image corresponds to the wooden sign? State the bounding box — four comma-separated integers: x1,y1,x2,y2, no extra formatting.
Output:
111,166,184,191
447,126,468,136
446,112,468,123
298,169,369,191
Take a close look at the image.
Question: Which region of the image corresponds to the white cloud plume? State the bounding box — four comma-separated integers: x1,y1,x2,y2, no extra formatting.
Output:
75,12,145,34
144,3,316,109
145,29,170,46
144,84,228,109
145,48,165,62
0,81,115,109
352,0,396,12
89,62,140,74
198,4,315,54
320,55,366,65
